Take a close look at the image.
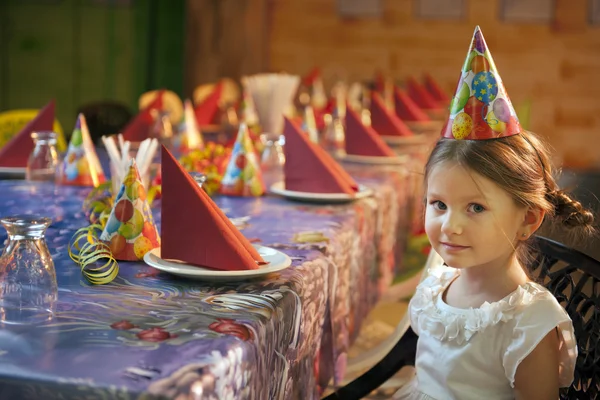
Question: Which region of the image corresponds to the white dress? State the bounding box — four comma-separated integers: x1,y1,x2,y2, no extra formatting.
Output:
393,265,578,400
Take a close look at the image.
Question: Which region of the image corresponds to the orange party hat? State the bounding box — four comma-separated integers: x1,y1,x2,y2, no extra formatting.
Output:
100,159,160,261
442,26,521,140
220,124,265,196
57,114,106,187
176,99,204,153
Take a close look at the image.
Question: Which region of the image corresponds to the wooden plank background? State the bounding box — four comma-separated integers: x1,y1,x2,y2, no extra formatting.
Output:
266,0,600,169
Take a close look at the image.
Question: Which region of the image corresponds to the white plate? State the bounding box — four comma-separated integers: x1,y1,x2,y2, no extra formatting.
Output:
269,181,373,203
143,245,292,281
336,153,410,165
0,167,26,179
381,135,432,146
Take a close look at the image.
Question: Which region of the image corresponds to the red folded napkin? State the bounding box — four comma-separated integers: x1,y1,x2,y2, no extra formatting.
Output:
394,87,431,122
195,81,223,125
423,73,450,104
0,100,55,168
283,117,358,194
370,93,414,137
122,90,165,142
160,146,264,270
406,76,441,110
345,107,396,157
303,67,321,87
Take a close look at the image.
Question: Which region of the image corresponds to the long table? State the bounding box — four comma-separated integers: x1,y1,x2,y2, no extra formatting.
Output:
0,162,414,399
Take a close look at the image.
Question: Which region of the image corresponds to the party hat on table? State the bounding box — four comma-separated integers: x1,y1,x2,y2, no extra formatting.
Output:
240,77,260,126
194,81,223,125
139,89,183,125
442,26,521,140
303,67,328,110
301,105,320,143
406,76,441,110
345,107,396,157
423,73,450,104
122,90,165,142
393,87,431,122
161,146,265,270
175,99,204,153
283,117,358,194
57,114,106,187
100,159,160,261
370,93,414,137
220,124,265,196
0,100,55,168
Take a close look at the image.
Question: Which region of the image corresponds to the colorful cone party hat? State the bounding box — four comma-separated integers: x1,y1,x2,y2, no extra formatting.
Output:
370,93,414,137
345,107,396,157
442,26,521,140
161,146,265,270
175,99,204,153
0,100,55,168
220,124,265,196
100,159,160,261
58,114,106,187
283,117,358,194
122,91,165,142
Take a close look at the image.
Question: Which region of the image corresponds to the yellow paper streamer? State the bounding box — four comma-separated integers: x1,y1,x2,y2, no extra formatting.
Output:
68,224,119,285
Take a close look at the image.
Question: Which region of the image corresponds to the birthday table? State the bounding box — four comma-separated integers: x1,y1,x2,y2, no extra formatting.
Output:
0,162,414,400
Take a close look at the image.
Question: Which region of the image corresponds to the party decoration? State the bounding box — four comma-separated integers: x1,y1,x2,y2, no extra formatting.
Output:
442,26,521,140
100,160,160,261
122,90,164,142
178,142,232,196
194,81,223,126
161,146,265,271
57,114,106,187
220,124,265,197
174,99,204,153
68,224,119,285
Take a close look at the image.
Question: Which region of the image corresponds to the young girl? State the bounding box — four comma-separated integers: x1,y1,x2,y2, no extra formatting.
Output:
394,27,594,400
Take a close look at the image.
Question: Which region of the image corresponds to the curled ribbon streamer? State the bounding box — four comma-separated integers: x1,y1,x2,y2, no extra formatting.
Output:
68,224,119,285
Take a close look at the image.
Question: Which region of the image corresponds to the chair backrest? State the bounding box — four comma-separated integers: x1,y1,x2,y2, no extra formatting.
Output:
529,236,600,400
0,109,67,152
77,101,133,145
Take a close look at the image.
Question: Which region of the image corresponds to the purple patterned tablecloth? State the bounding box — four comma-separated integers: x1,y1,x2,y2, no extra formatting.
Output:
0,163,411,400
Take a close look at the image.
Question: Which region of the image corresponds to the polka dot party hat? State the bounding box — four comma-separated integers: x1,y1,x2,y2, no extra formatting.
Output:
100,159,160,261
442,26,521,140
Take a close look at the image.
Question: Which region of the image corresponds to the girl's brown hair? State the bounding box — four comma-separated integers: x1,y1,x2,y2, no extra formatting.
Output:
424,131,595,243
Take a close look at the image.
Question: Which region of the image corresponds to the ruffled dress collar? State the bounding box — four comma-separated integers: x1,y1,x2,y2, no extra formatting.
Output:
411,265,546,345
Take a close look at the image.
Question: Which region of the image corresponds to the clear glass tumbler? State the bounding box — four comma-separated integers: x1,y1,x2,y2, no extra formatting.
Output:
26,131,60,182
0,215,58,325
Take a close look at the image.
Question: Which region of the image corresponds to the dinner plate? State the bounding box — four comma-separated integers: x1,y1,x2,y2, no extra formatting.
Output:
335,153,410,165
269,181,373,203
0,167,26,180
143,245,292,281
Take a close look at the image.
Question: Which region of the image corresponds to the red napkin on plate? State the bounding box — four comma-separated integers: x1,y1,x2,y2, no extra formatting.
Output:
345,107,396,157
122,90,165,142
370,93,414,137
283,117,358,194
423,73,450,104
0,100,55,168
195,81,223,125
394,87,431,122
160,146,264,270
406,76,441,110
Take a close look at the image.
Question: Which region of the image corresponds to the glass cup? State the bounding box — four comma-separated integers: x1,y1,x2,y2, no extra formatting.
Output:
0,215,58,325
26,131,60,182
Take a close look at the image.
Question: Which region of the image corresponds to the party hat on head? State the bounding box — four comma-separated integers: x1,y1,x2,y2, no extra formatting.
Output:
442,26,521,140
100,159,160,261
58,114,106,187
220,124,265,196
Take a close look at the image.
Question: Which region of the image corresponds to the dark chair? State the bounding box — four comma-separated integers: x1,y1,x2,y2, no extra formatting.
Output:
76,101,133,145
323,236,600,400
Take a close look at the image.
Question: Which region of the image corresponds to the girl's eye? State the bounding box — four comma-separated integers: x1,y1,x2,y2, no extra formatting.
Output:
468,203,486,213
430,200,447,211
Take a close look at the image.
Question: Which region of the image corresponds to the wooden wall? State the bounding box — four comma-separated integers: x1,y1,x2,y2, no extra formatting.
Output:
268,0,600,169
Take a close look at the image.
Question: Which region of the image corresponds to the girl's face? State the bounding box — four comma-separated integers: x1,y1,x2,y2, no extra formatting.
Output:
425,161,528,271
